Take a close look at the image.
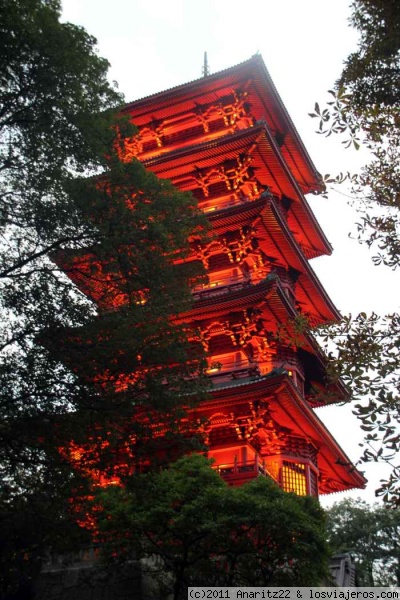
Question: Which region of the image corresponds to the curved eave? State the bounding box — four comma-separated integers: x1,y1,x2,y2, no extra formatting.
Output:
185,276,278,320
274,378,367,493
142,124,263,173
207,195,269,232
122,55,323,194
52,249,121,307
249,56,324,194
251,129,331,258
259,197,340,323
196,194,339,324
142,125,331,258
185,276,347,403
185,276,328,347
203,374,366,493
52,249,96,296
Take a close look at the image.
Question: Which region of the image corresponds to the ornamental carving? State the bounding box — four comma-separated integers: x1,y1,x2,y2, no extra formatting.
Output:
224,226,258,263
194,227,265,270
199,412,235,445
233,406,289,449
194,239,229,269
123,136,142,160
123,89,252,160
140,120,165,148
199,312,272,356
318,473,345,493
194,89,252,132
254,413,291,452
199,320,238,352
123,119,164,160
194,154,255,197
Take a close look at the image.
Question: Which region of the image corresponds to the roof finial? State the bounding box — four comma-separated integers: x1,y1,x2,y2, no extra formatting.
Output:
202,52,210,77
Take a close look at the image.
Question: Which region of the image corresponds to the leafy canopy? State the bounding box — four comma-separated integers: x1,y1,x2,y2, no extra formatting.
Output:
95,455,329,600
326,497,400,586
0,1,209,595
309,0,400,504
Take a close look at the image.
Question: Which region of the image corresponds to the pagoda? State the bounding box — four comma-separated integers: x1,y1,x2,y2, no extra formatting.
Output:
62,55,366,497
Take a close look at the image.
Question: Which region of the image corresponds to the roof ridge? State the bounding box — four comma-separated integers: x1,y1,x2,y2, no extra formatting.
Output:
122,54,262,110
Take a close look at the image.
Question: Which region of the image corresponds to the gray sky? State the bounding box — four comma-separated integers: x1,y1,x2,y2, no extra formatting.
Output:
61,0,398,505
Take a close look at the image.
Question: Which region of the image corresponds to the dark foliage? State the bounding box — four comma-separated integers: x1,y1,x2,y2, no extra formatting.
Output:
96,455,329,600
326,497,400,586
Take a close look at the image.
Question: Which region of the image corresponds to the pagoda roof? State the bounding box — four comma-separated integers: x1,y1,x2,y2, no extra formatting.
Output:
198,374,366,494
122,55,323,195
186,276,336,376
141,124,331,259
187,274,348,404
186,274,281,319
188,231,339,329
258,195,340,324
207,193,339,324
54,187,338,324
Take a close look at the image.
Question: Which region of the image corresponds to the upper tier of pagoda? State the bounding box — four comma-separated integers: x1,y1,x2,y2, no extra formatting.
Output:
122,54,322,195
121,56,330,261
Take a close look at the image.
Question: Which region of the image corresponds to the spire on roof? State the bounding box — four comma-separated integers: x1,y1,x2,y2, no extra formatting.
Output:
202,52,210,77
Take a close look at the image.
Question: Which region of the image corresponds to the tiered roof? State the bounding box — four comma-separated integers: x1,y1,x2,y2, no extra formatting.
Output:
56,55,366,496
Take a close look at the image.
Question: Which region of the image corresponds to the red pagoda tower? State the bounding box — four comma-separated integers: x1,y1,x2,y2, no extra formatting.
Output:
63,55,366,497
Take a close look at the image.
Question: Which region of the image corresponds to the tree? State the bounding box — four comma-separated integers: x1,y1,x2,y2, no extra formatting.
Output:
339,0,400,108
0,6,126,591
95,455,329,600
309,0,400,504
0,469,91,600
326,497,400,586
0,1,210,595
0,0,209,486
44,159,210,472
0,0,123,486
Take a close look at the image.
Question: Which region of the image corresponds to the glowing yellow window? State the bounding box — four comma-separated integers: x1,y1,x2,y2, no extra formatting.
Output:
282,461,307,496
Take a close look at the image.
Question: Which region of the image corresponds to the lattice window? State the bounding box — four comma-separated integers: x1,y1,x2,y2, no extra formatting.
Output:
309,468,319,497
282,461,307,495
264,460,278,480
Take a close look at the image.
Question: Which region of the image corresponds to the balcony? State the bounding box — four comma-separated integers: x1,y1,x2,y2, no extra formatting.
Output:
192,268,270,301
213,455,277,486
214,454,319,497
200,191,253,214
206,356,262,385
193,272,250,300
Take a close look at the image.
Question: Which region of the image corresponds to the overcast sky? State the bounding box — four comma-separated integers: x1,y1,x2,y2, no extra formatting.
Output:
61,0,398,506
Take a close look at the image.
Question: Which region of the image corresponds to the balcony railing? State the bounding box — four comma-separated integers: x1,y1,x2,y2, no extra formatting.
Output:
213,456,277,483
200,192,252,213
206,358,261,383
193,275,250,300
192,268,271,301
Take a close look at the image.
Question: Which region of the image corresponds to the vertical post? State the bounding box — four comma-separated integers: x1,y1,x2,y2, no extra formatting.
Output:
202,52,210,77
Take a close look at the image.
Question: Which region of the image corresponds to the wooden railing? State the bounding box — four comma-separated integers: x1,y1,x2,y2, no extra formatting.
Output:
213,456,277,483
192,268,270,301
206,359,261,383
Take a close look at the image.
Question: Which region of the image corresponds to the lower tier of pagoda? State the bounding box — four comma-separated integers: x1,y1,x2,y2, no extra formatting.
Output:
65,369,366,498
190,372,366,497
63,369,366,499
210,450,316,497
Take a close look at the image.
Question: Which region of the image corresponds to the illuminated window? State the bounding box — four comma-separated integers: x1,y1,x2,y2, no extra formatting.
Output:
282,461,307,496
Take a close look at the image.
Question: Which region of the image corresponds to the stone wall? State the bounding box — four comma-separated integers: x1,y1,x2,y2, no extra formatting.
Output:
35,561,142,600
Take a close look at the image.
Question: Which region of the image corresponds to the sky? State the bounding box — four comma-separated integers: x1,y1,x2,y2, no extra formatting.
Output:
61,0,398,506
